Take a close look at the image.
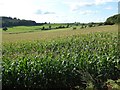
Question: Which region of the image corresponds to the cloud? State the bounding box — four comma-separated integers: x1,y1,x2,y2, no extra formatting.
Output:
64,0,118,11
95,0,118,5
35,10,56,14
64,1,93,11
1,0,118,23
44,12,55,14
71,3,95,11
36,10,42,14
79,10,99,15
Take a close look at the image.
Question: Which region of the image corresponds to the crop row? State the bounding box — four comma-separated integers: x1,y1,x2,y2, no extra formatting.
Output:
2,32,120,90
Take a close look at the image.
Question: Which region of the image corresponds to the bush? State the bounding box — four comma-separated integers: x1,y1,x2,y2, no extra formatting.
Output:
84,25,87,28
2,27,8,31
80,25,84,29
66,24,69,28
58,26,65,29
88,24,92,27
41,26,45,30
104,22,114,25
98,23,104,26
73,27,76,30
49,26,51,30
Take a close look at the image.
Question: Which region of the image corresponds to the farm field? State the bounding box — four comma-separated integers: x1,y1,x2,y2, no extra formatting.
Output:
2,25,120,90
2,25,117,43
2,23,69,33
1,0,120,89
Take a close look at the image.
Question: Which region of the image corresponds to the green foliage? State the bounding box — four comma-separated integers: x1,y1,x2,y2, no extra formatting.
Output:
66,24,69,28
41,26,45,30
1,17,37,27
98,23,104,26
105,14,120,25
2,27,8,31
73,27,76,30
49,25,51,30
80,25,87,29
1,16,46,27
2,32,120,89
88,24,93,27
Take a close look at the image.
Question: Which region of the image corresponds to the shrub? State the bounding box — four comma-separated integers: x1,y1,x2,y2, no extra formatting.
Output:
73,27,76,30
41,26,45,30
104,22,114,25
2,27,8,31
88,24,92,27
98,23,104,26
66,24,69,28
49,26,51,30
84,25,87,28
80,25,84,29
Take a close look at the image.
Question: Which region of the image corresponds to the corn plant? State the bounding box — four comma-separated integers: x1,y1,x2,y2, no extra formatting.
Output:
2,32,120,90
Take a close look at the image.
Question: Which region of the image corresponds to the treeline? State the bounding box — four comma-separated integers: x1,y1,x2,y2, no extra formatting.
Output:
41,24,70,30
104,14,120,25
0,16,46,27
1,14,119,28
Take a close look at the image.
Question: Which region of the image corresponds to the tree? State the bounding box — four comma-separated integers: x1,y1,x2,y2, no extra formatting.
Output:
49,26,51,30
13,17,17,19
104,21,114,25
98,23,103,26
2,27,8,31
84,25,87,28
73,27,76,30
105,14,120,25
80,25,84,29
66,24,69,28
88,24,92,27
2,16,37,27
44,22,47,24
41,26,45,30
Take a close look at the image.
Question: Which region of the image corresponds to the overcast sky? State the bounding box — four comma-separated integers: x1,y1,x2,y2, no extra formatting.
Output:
0,0,119,23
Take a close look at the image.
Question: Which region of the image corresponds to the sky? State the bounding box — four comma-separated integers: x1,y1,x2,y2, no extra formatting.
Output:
0,0,119,23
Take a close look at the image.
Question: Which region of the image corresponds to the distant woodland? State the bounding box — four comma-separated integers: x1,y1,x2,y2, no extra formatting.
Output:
0,14,120,28
0,17,46,28
104,14,120,25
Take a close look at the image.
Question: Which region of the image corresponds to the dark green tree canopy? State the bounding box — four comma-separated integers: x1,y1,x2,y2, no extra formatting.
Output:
105,14,120,25
0,16,46,27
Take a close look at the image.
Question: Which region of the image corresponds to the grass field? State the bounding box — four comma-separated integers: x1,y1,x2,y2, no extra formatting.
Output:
2,23,68,33
2,25,117,43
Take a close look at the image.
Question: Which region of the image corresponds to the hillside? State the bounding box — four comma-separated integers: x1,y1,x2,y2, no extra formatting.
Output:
105,14,120,25
0,16,45,27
